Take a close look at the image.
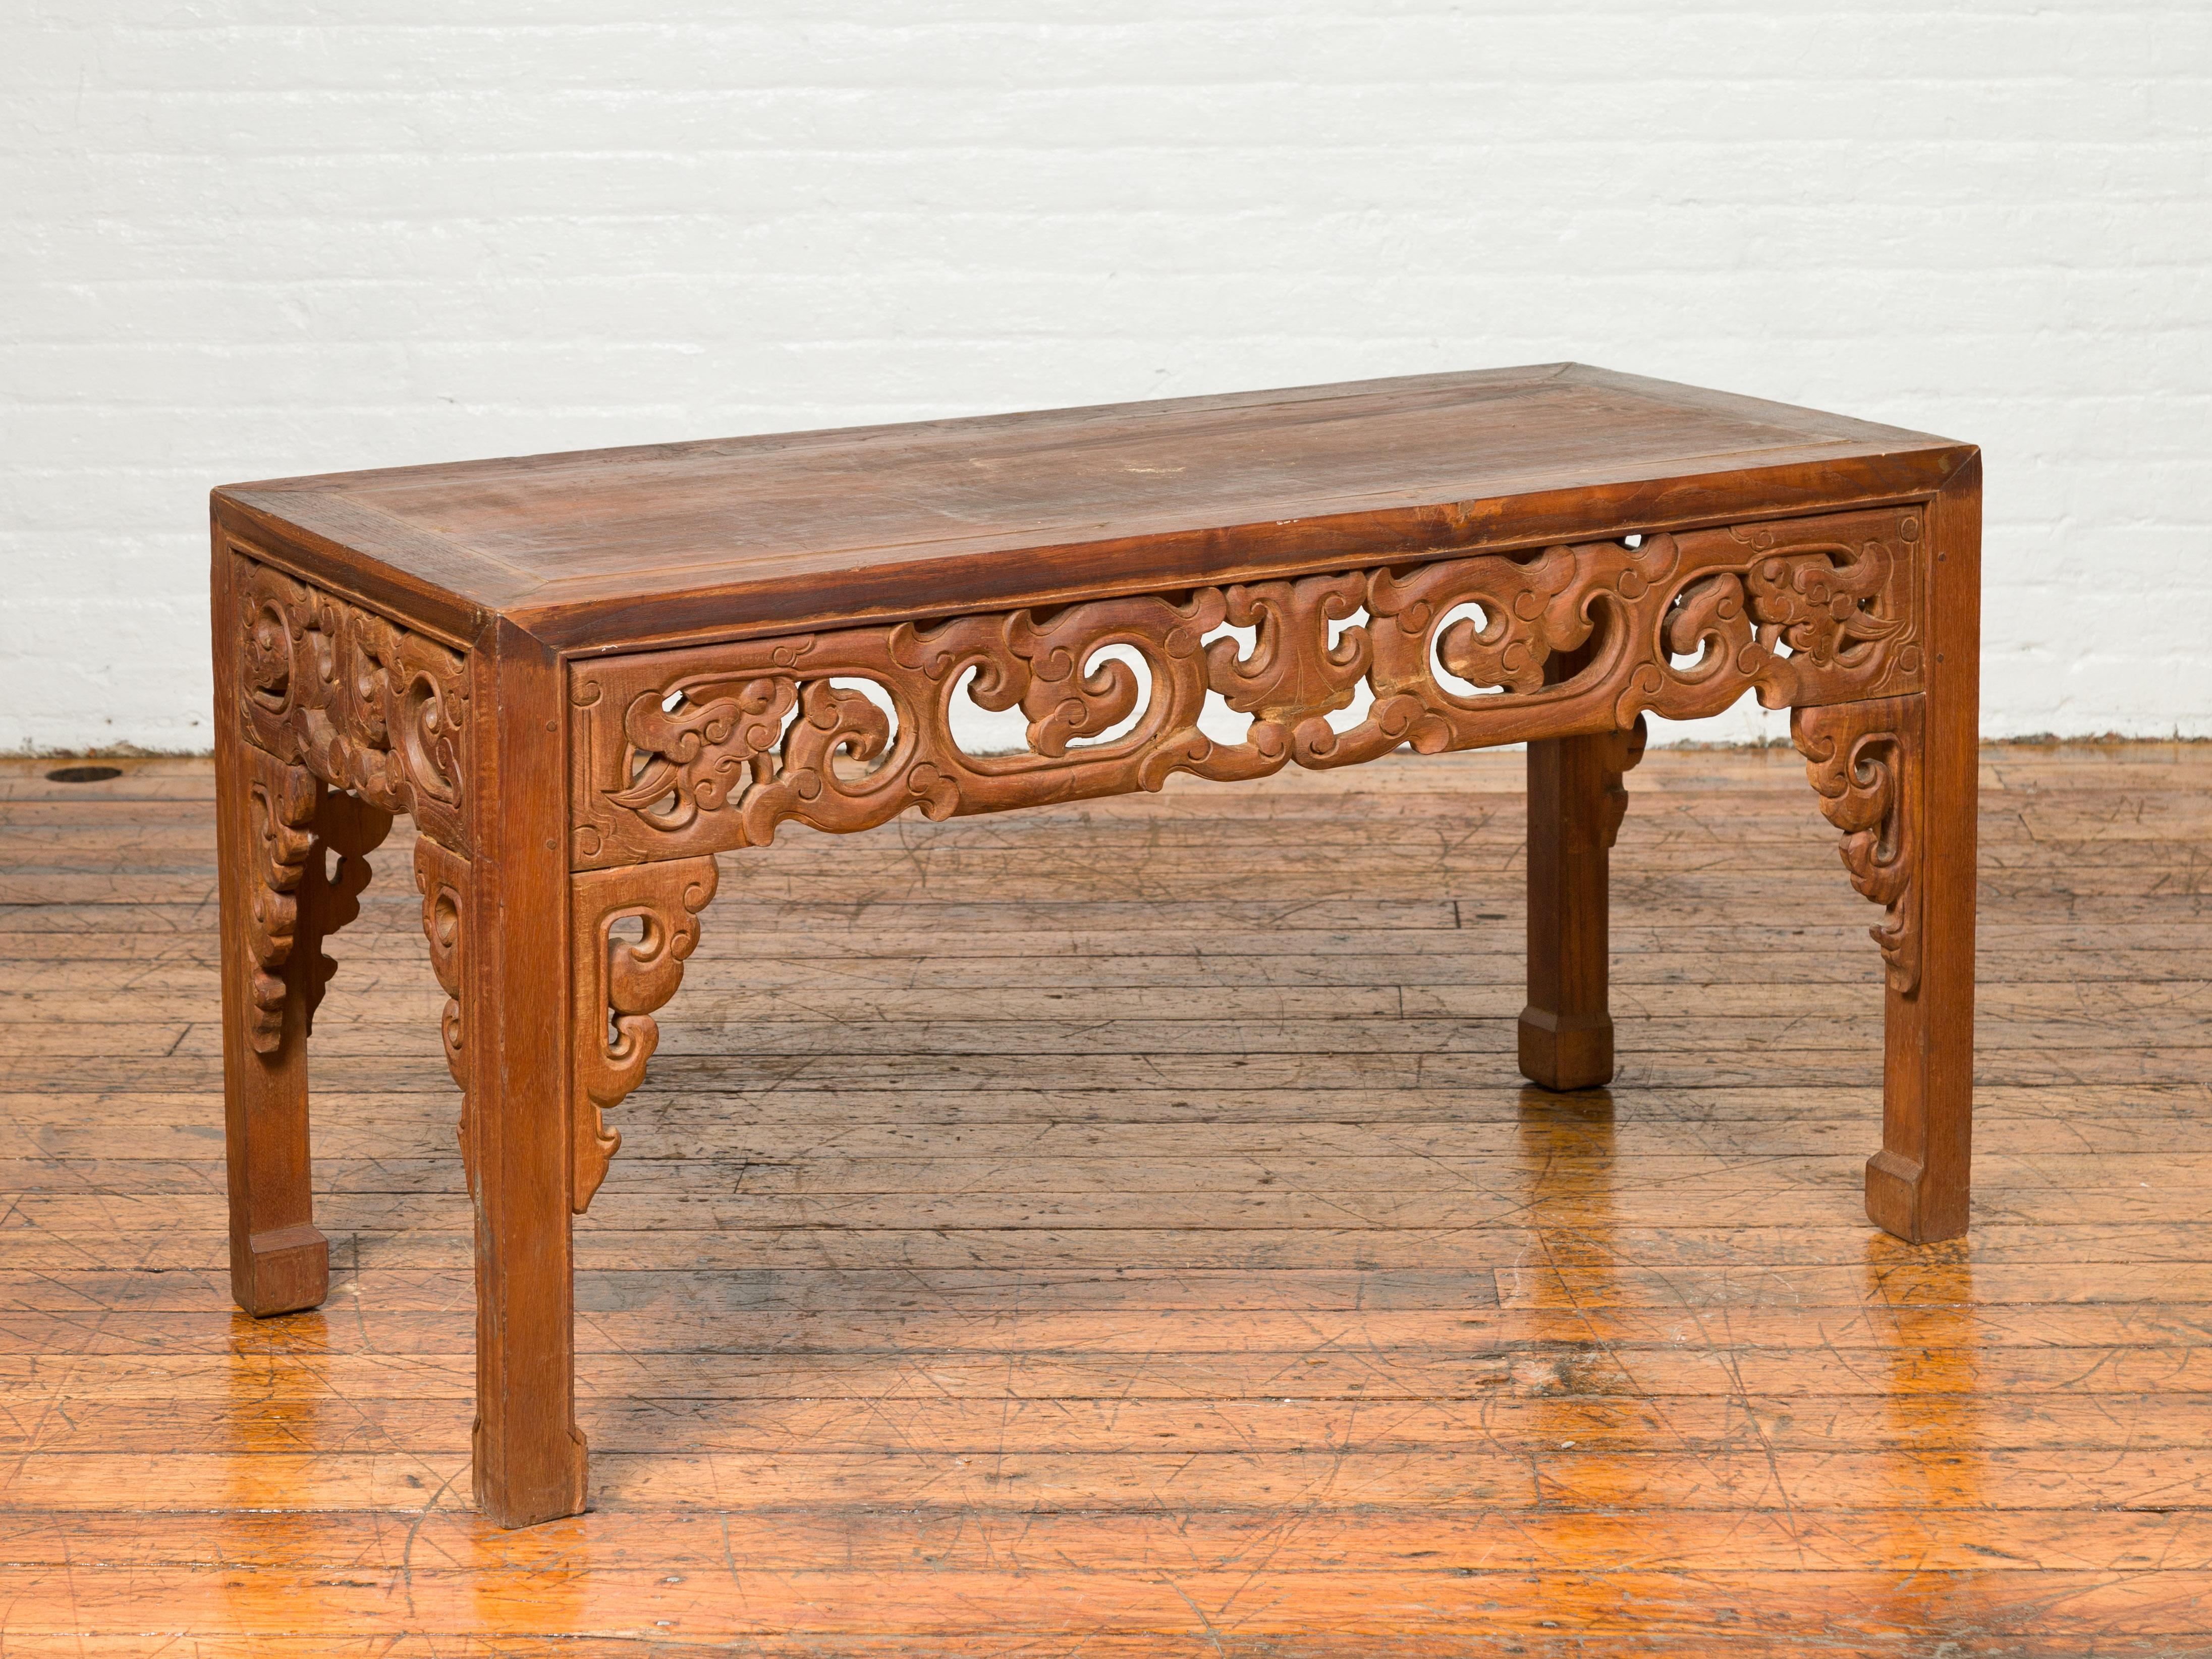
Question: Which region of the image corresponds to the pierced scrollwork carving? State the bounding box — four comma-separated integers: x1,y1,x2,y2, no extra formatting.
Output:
569,856,719,1213
240,750,392,1056
232,549,471,851
1206,570,1374,761
574,590,1282,866
571,506,1925,868
414,835,473,1193
1792,694,1922,995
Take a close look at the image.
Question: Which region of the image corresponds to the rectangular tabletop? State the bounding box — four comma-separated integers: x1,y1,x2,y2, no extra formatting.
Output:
212,362,1969,652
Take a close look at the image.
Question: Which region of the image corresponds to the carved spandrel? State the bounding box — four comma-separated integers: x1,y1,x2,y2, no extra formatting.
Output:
242,755,319,1054
414,836,472,1194
233,548,471,852
240,749,392,1057
1792,694,1922,995
571,505,1924,868
570,857,718,1213
296,789,393,1039
1597,715,1649,851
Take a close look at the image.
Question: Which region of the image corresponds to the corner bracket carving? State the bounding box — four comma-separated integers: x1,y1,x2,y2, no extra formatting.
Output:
570,856,720,1213
414,836,473,1193
1791,695,1922,994
241,753,391,1056
1597,714,1649,850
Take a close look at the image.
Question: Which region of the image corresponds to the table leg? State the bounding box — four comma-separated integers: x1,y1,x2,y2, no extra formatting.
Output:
216,729,324,1316
1870,691,1976,1245
1876,461,1981,1242
1792,460,1980,1243
216,700,390,1315
462,622,589,1526
1520,715,1646,1091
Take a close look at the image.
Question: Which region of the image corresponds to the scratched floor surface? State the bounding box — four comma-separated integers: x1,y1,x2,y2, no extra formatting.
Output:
1,743,2209,1654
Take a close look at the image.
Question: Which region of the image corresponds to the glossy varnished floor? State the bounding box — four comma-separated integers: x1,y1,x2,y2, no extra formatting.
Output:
1,743,2208,1655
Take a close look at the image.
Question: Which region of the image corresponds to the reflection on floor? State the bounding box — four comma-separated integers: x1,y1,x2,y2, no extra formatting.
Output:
2,743,2208,1652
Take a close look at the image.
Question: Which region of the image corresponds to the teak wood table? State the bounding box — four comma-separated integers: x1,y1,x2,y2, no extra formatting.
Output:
212,364,1981,1527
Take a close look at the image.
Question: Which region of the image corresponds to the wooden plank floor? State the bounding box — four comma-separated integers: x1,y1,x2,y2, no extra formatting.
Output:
2,742,2209,1655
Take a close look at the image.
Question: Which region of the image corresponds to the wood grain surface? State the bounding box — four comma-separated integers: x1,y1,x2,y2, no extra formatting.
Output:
211,364,1969,647
4,742,2204,1651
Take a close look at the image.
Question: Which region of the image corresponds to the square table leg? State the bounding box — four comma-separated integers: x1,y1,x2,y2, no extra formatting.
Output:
1791,462,1980,1244
1521,708,1646,1094
1872,457,1980,1243
456,620,590,1527
215,547,391,1317
215,723,330,1317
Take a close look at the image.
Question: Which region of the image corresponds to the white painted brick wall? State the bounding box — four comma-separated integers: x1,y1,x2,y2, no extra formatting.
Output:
4,2,2207,752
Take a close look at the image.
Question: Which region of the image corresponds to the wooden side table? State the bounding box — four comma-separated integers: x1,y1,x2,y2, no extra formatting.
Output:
212,364,1980,1527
